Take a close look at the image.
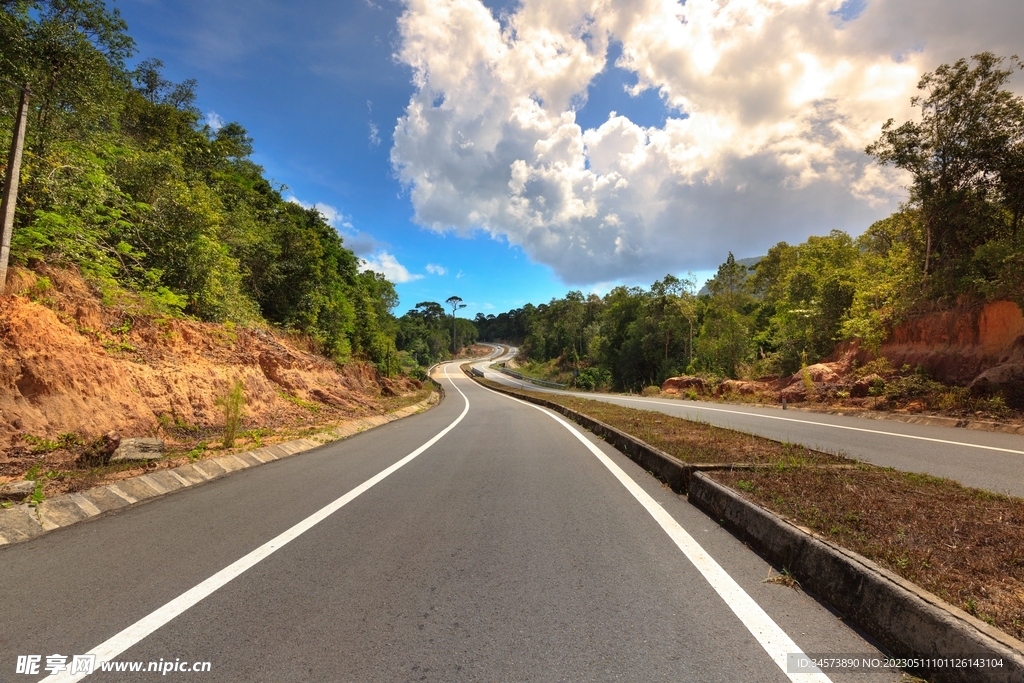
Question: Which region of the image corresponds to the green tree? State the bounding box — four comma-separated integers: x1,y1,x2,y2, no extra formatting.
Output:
867,52,1024,298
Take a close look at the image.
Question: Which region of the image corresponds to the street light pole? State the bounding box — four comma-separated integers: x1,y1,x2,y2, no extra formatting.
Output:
0,83,30,294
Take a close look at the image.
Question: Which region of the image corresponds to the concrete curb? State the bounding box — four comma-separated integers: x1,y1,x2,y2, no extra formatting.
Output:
0,392,441,547
473,377,1024,682
689,472,1024,683
475,378,813,492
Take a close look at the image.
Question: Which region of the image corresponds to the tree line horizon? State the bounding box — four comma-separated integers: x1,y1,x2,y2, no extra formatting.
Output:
3,2,1021,385
469,52,1024,391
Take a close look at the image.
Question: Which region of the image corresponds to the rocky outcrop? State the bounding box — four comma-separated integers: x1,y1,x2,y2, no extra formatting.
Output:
715,379,761,396
850,374,884,398
110,437,164,463
661,376,707,392
968,335,1024,404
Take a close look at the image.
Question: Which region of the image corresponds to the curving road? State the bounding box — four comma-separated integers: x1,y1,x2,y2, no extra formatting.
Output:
0,357,901,682
476,346,1024,497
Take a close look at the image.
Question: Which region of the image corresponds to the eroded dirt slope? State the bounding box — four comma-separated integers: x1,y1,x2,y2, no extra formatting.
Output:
0,266,418,453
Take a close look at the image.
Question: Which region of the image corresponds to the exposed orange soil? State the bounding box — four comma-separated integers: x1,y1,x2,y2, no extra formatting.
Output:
0,266,420,470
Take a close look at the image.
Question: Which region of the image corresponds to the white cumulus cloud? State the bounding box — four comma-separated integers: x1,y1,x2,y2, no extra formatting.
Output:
390,0,1024,284
286,196,354,228
360,251,424,282
205,111,225,131
287,195,384,255
426,263,448,275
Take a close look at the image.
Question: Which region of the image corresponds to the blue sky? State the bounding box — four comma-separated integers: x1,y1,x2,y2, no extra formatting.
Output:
113,0,1024,317
115,0,574,318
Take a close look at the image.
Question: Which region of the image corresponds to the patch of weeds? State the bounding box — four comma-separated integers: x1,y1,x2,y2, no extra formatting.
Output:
735,479,755,492
764,567,801,589
851,357,895,380
240,428,271,448
23,467,58,506
801,367,815,401
157,413,203,439
25,276,53,301
278,391,321,413
981,395,1011,418
29,481,46,506
186,442,208,461
216,378,246,448
938,386,972,411
23,434,58,453
102,337,136,353
109,315,133,335
884,372,945,402
155,317,179,341
216,320,238,345
22,432,82,453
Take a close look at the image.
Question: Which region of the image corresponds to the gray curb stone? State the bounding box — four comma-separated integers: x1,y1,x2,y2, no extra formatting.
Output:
689,472,1024,683
0,392,438,548
473,376,1024,682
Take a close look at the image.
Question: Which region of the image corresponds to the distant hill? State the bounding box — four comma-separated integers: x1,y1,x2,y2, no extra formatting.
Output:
698,256,763,295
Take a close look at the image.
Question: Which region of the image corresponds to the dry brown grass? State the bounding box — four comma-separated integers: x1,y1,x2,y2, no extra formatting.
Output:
712,467,1024,641
482,380,841,466
0,387,434,501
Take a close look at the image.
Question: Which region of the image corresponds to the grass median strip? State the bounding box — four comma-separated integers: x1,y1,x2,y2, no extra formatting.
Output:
478,378,1024,643
477,380,842,467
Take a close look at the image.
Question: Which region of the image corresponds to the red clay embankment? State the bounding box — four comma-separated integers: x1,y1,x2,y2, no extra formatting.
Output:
0,266,417,452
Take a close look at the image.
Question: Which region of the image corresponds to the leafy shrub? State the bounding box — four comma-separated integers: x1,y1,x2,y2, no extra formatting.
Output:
576,367,612,391
882,372,944,401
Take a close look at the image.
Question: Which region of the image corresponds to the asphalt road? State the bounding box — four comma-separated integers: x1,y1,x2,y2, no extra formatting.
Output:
0,361,902,682
477,347,1024,497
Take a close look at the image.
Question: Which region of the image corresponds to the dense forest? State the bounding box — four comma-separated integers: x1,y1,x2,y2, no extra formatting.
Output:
4,5,1021,390
477,53,1024,391
0,0,480,373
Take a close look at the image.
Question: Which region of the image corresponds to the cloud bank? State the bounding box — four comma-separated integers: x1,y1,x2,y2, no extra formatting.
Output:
360,251,424,282
390,0,1024,284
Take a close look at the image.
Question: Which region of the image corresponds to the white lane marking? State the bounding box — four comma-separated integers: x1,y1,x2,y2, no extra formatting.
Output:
43,364,471,683
608,396,1024,455
482,386,830,683
488,377,1024,456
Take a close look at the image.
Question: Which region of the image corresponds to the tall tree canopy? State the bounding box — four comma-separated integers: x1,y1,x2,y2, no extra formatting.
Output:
0,0,401,368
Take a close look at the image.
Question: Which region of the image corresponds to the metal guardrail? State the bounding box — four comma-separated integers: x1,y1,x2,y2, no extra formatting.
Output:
498,368,566,388
425,363,445,400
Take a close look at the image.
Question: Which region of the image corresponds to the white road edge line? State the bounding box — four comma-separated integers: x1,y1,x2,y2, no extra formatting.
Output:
479,382,831,683
484,373,1024,456
608,396,1024,455
42,364,470,683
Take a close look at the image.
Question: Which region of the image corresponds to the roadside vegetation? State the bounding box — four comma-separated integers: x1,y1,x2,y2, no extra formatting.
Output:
476,53,1024,413
0,385,434,504
478,378,1024,643
0,0,473,378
